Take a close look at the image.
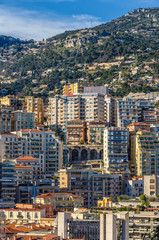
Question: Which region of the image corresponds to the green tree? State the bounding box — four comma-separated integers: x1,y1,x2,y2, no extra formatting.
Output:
140,195,146,201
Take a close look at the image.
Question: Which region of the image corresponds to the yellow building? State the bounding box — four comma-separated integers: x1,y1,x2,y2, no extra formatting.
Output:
97,197,112,208
35,192,84,212
127,122,150,134
63,82,90,95
0,95,24,110
59,168,69,189
127,122,150,174
135,131,159,176
24,96,44,124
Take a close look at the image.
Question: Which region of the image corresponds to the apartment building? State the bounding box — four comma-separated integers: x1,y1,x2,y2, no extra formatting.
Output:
142,108,159,125
67,119,87,144
134,131,159,176
127,122,150,134
87,121,106,144
0,160,17,205
103,127,129,173
104,96,116,127
15,165,34,204
0,130,62,175
36,179,59,196
1,207,46,224
0,211,5,240
0,95,23,110
48,95,81,127
150,124,159,132
17,129,62,175
127,122,151,174
0,105,12,133
81,93,105,122
129,211,159,240
24,96,44,124
116,98,138,128
124,177,144,197
15,156,41,179
16,164,33,185
144,175,159,197
0,132,19,160
49,93,105,127
35,192,84,212
59,168,123,208
11,110,35,131
57,210,159,240
57,212,129,240
63,82,90,95
138,99,155,122
84,86,109,95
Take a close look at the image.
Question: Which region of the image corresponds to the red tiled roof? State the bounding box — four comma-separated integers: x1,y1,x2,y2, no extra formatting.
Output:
21,129,42,132
14,226,32,232
1,132,16,135
36,192,83,199
5,227,20,234
127,122,150,126
137,130,151,132
36,193,54,199
2,208,41,212
16,156,38,161
15,164,32,168
45,130,55,133
17,235,60,240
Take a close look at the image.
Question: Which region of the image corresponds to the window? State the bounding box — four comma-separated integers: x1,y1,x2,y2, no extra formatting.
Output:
150,179,155,183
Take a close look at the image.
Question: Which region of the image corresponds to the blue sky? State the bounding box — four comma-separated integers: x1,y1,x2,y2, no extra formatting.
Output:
0,0,158,40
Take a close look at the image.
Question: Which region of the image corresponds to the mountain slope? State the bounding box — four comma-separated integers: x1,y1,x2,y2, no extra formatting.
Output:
0,7,158,98
94,8,159,41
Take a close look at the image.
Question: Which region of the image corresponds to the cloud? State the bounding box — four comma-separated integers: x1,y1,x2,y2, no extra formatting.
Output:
0,6,102,40
72,14,100,21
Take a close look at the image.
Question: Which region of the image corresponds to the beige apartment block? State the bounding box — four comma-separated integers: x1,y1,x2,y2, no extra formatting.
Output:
116,98,138,128
129,211,159,240
49,93,105,128
135,131,159,176
104,96,116,127
144,175,159,197
1,208,45,224
59,168,122,208
24,96,44,124
63,82,90,95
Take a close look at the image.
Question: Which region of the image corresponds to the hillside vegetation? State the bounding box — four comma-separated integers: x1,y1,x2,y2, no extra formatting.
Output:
0,7,158,99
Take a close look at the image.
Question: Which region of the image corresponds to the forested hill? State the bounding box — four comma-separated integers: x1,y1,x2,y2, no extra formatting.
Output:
94,7,159,41
0,7,158,99
49,7,159,42
0,35,33,48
